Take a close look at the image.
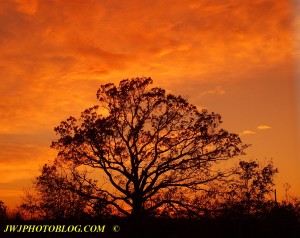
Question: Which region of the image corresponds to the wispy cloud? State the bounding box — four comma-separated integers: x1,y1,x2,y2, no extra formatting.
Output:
12,0,38,15
240,124,271,136
201,86,225,97
257,125,271,130
240,130,256,136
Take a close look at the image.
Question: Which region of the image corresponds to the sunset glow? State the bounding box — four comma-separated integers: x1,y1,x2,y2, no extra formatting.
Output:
0,0,299,208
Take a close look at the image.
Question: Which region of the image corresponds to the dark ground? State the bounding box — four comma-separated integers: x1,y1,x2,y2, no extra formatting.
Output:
1,215,300,238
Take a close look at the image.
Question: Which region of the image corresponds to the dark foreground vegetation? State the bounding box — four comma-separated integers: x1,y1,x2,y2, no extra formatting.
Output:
1,203,300,238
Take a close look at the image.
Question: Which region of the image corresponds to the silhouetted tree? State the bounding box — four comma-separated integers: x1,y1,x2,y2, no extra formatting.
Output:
51,77,248,218
19,189,40,219
20,161,98,220
239,160,277,201
215,159,278,217
0,200,7,221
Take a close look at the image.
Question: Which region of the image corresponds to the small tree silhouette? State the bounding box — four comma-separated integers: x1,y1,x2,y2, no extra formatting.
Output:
51,77,248,218
213,159,278,217
0,200,7,221
20,162,97,220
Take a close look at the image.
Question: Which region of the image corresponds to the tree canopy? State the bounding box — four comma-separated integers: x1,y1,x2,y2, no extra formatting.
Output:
50,77,248,218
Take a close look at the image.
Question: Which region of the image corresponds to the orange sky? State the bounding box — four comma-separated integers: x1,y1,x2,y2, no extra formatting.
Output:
0,0,299,208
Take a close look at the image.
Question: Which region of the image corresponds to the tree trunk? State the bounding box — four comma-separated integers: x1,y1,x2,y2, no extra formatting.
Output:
131,192,145,220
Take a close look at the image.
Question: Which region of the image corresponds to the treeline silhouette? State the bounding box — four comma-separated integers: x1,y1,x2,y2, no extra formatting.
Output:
1,195,300,238
1,78,299,237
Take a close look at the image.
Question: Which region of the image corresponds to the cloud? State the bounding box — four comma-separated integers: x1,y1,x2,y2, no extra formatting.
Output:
257,125,272,130
12,0,38,15
0,136,55,184
0,0,292,133
201,86,225,97
240,130,256,136
240,125,271,136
